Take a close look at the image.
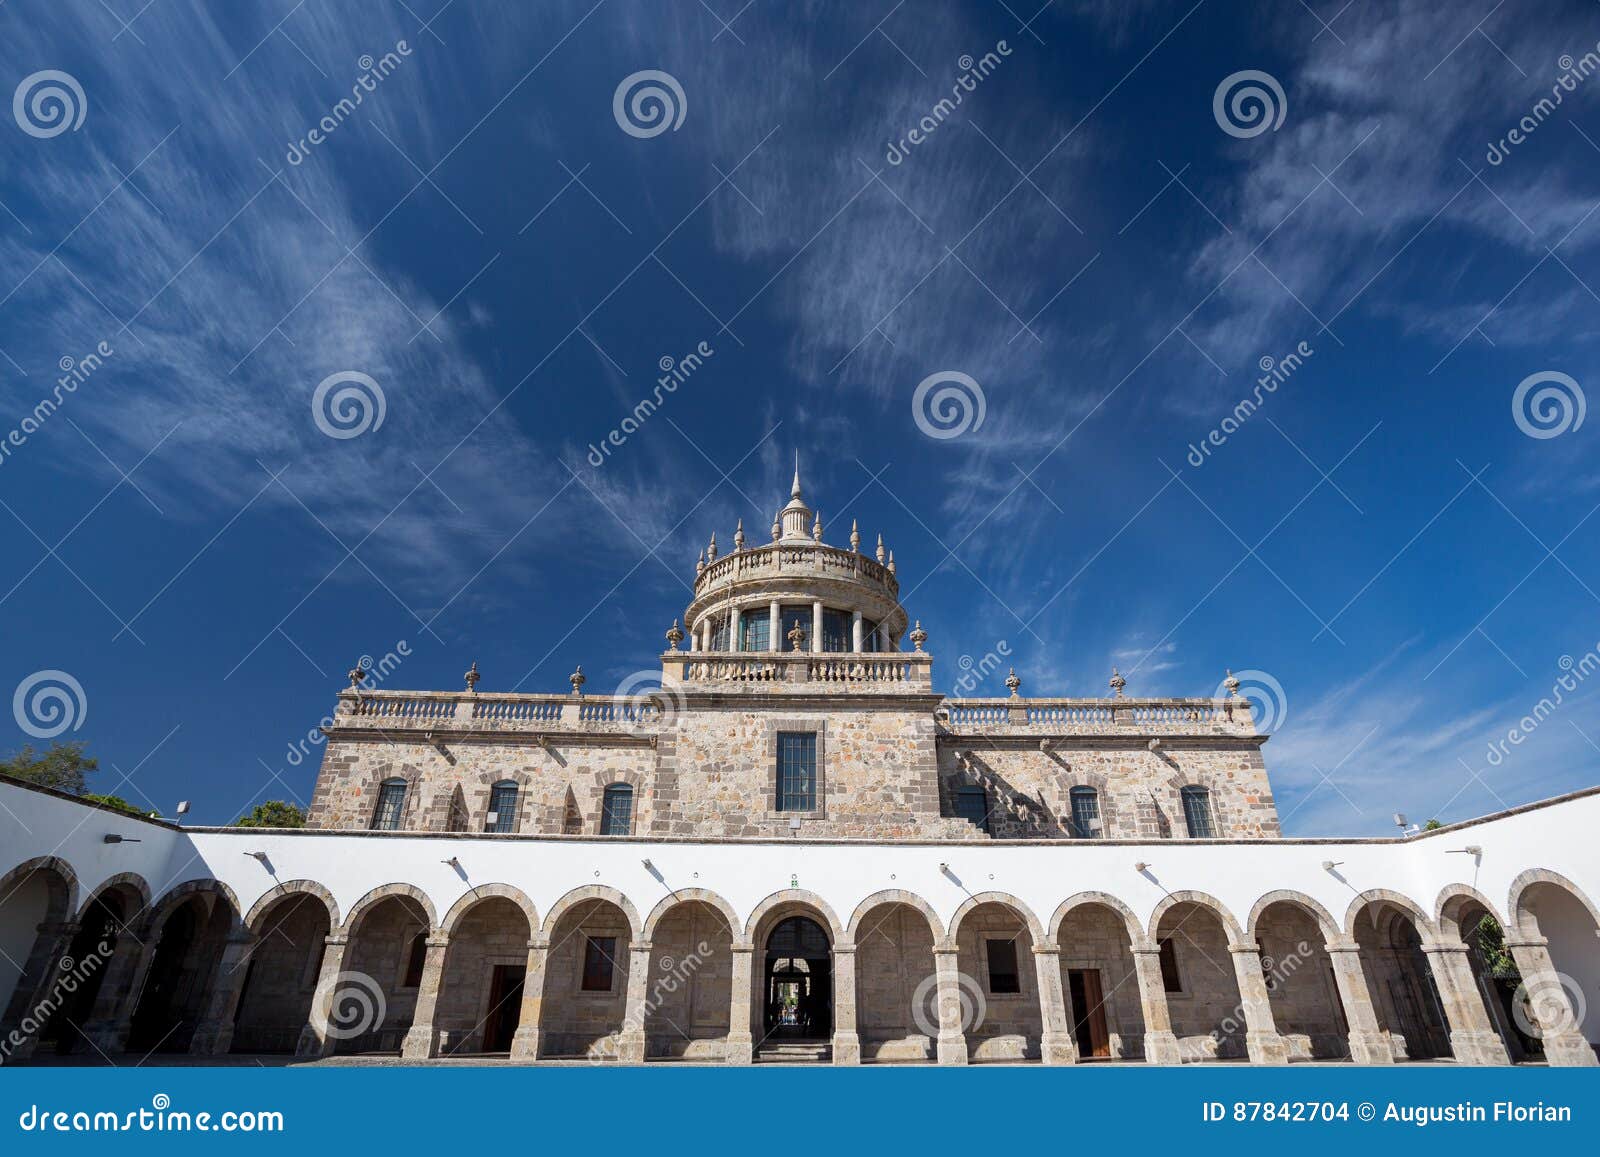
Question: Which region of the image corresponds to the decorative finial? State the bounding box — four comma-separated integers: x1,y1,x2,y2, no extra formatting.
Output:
771,516,781,542
1224,668,1240,697
787,622,807,652
665,619,684,651
1005,667,1021,697
696,548,705,575
707,532,718,563
850,519,861,553
347,661,367,688
734,519,745,551
464,660,480,693
909,620,928,652
569,665,587,695
792,451,802,499
876,532,886,564
812,511,823,542
887,549,896,575
1109,668,1126,697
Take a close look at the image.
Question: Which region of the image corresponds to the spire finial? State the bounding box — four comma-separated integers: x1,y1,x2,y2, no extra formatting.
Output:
791,451,802,499
734,518,745,551
876,532,886,565
665,619,684,651
1109,667,1126,697
812,510,823,542
850,519,861,553
464,660,480,692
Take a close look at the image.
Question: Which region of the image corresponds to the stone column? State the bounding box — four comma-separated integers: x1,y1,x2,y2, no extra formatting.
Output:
727,943,754,1064
811,601,823,653
933,948,969,1065
83,929,156,1055
1033,944,1078,1064
1131,946,1182,1063
729,607,741,652
1421,942,1511,1065
768,601,780,654
1505,934,1597,1066
188,931,258,1056
616,940,652,1064
400,933,451,1058
0,919,78,1062
851,610,863,652
1324,939,1393,1064
1229,943,1289,1064
831,942,860,1064
295,934,349,1057
510,940,549,1060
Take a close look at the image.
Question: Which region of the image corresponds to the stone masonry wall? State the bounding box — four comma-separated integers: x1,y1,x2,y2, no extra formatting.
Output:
936,739,1279,839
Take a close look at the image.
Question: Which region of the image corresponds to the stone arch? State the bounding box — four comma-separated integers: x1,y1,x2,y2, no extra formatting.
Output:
1506,868,1600,938
541,885,642,941
0,855,78,920
743,889,844,946
1343,888,1437,943
1247,889,1340,944
847,889,945,944
440,884,539,936
127,879,241,1053
1050,890,1147,950
245,880,339,934
1052,890,1149,1060
144,879,243,938
233,883,337,1054
341,882,438,937
467,767,537,834
363,765,423,829
1434,884,1506,942
946,890,1044,948
1151,768,1235,839
1146,890,1246,946
76,872,151,925
642,888,740,942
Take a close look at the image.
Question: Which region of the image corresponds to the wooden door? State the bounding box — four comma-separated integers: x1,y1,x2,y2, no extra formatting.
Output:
1068,969,1111,1058
482,964,526,1053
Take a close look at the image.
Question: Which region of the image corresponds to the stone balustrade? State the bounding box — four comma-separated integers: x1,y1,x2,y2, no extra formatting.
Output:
693,541,899,601
334,690,659,733
941,697,1259,736
662,651,934,692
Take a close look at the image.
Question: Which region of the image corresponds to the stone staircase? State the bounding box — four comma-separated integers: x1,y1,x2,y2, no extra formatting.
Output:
756,1041,833,1064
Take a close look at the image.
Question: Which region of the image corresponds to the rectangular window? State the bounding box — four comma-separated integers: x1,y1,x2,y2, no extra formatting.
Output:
487,783,518,833
600,786,633,836
779,605,811,651
372,782,406,830
710,613,731,651
1182,787,1215,838
775,731,817,812
954,786,989,831
582,936,617,991
1069,789,1101,839
985,938,1021,994
822,609,852,652
740,612,770,651
1158,937,1182,993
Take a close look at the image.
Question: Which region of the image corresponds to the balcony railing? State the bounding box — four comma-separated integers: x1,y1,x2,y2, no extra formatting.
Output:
334,690,658,732
665,651,933,691
693,541,899,598
941,697,1258,735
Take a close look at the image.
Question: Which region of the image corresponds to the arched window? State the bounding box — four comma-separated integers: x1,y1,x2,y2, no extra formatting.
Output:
487,780,519,833
371,778,407,830
1068,786,1101,839
955,784,990,832
1180,785,1214,839
600,784,634,835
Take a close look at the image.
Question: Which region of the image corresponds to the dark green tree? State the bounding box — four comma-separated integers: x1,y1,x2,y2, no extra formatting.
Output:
0,741,99,794
233,800,306,828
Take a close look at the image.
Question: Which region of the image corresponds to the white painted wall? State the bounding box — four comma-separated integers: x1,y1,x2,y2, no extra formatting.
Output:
2,781,1596,971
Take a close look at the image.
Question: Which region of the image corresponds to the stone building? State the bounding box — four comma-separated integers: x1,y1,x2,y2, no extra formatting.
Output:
1,473,1597,1067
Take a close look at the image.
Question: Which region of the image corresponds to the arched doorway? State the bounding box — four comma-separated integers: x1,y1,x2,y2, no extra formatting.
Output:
1152,900,1248,1061
539,896,635,1060
953,900,1042,1062
1253,900,1348,1061
645,900,734,1061
1351,900,1449,1061
764,916,832,1041
1057,901,1147,1061
1438,894,1535,1062
44,885,138,1055
338,894,430,1054
231,891,333,1054
1511,877,1600,1063
437,896,533,1056
127,891,235,1054
853,901,937,1062
0,858,76,1055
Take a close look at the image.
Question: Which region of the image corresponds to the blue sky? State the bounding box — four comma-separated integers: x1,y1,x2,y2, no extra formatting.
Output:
3,0,1600,835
